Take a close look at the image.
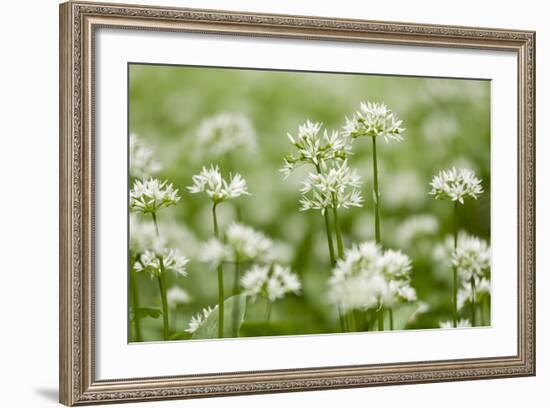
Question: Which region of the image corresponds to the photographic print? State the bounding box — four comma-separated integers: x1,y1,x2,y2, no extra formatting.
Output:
128,64,491,342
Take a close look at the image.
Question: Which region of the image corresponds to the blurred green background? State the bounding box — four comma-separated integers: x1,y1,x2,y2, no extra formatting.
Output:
129,64,491,342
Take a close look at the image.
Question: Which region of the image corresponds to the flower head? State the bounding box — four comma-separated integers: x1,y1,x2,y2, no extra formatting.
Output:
196,113,256,157
129,133,161,179
342,102,405,142
299,160,363,214
185,306,214,334
241,264,301,302
451,235,491,281
226,223,273,262
167,286,191,308
199,238,231,267
328,243,415,312
188,165,250,204
130,178,180,214
429,167,483,204
281,121,351,178
134,248,188,279
457,277,491,310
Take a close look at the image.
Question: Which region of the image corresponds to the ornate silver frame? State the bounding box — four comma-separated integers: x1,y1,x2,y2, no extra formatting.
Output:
59,1,536,405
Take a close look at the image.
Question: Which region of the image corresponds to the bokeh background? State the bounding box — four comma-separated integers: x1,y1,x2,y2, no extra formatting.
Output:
129,64,491,342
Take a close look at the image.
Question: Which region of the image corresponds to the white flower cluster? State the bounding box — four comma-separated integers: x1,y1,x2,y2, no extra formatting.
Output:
280,120,351,178
167,286,191,307
241,264,301,302
299,160,363,213
342,102,405,142
130,178,180,214
199,223,274,266
188,165,249,204
134,248,189,279
185,306,214,334
328,242,415,313
129,133,162,179
196,113,256,157
394,215,439,248
451,234,491,281
130,214,162,253
429,167,483,204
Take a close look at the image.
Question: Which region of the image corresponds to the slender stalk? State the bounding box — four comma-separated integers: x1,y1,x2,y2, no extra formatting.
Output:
331,193,344,259
232,255,241,337
378,306,384,331
371,136,381,244
337,305,345,332
151,212,160,238
389,308,394,331
470,276,477,326
314,164,336,265
130,255,142,342
452,201,459,328
157,257,170,341
212,203,224,338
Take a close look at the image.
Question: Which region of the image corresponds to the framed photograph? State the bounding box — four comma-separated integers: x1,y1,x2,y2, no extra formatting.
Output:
59,1,535,405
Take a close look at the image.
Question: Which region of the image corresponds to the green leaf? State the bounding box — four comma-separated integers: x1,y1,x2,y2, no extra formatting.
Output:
192,295,247,339
390,303,421,330
131,307,162,321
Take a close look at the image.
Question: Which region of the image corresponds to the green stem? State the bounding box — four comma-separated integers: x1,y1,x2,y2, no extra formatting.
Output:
130,254,142,342
452,201,459,328
331,193,344,259
371,136,381,244
470,276,476,326
232,256,241,337
389,308,394,331
157,257,170,341
151,212,160,238
212,203,224,338
314,164,336,266
337,306,345,332
378,306,384,331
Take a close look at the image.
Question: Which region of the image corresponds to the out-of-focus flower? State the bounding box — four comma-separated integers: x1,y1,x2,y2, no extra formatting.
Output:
439,319,471,329
299,160,363,213
457,277,491,310
394,215,439,248
167,286,191,308
226,223,273,262
130,214,163,253
199,238,231,267
129,133,161,179
188,165,250,204
196,113,256,157
429,167,483,204
281,120,351,178
134,248,188,279
130,178,180,214
185,306,214,334
241,264,301,302
342,102,405,143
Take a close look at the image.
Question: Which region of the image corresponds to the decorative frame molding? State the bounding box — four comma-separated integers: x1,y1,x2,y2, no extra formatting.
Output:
59,1,535,405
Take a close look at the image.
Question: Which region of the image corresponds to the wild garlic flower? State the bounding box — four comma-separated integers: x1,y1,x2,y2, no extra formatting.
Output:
196,113,256,157
328,242,388,312
457,277,491,310
226,223,273,262
129,133,161,179
342,102,405,142
328,243,416,311
281,120,351,178
299,160,363,213
429,167,483,204
130,178,180,214
130,214,163,253
188,165,250,204
395,215,439,248
185,306,214,334
241,264,301,302
439,319,471,329
451,235,491,281
167,286,191,308
134,248,189,279
199,238,231,267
